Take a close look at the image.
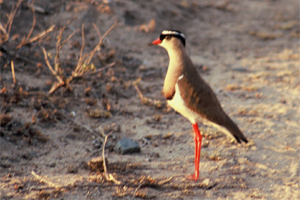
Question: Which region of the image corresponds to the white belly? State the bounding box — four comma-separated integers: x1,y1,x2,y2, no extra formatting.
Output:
167,82,200,124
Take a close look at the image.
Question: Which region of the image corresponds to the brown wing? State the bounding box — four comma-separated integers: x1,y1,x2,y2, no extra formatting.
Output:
177,69,248,143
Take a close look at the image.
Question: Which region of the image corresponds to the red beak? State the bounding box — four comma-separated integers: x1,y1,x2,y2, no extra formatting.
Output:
148,38,161,46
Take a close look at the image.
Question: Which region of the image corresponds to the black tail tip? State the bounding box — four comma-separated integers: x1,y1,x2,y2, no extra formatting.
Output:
235,136,248,144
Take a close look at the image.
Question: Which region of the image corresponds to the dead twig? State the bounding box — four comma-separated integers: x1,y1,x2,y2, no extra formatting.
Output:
41,46,64,85
45,20,117,95
28,24,56,45
28,183,119,191
31,171,61,189
62,28,79,45
85,20,117,65
10,61,16,84
74,24,89,77
134,85,163,108
102,132,111,175
0,0,55,66
157,176,173,185
0,22,8,41
16,1,36,49
72,62,115,79
133,176,174,196
6,0,23,37
25,4,36,43
93,23,101,39
26,179,207,192
102,131,121,184
27,173,188,193
0,22,8,35
133,182,144,196
45,27,79,95
54,27,65,77
41,47,65,94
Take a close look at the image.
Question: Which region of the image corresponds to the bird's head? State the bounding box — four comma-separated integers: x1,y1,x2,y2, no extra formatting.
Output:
148,30,186,49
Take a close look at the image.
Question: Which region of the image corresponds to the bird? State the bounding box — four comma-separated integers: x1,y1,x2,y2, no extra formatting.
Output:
148,30,248,181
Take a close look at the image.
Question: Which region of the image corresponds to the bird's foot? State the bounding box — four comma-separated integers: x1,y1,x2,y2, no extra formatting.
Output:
187,174,199,181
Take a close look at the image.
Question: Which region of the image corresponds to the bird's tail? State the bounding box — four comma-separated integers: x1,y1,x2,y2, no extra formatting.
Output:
224,116,248,143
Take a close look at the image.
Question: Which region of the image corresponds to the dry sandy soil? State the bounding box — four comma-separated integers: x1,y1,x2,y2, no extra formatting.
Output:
0,0,299,199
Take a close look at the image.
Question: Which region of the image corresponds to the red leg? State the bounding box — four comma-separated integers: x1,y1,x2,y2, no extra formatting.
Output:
188,123,202,181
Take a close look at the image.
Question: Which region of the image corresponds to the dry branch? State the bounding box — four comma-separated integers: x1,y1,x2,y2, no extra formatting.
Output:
0,22,8,41
54,27,65,76
85,20,117,65
157,176,173,185
102,131,121,184
31,171,61,189
62,28,79,45
16,2,36,49
44,20,117,95
6,0,23,37
45,26,78,95
1,0,55,68
28,24,56,44
134,85,163,108
74,24,88,76
41,46,64,85
28,170,184,193
10,61,16,84
73,62,115,79
27,178,210,193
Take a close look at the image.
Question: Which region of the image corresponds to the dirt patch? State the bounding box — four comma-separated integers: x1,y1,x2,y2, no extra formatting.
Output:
0,0,299,199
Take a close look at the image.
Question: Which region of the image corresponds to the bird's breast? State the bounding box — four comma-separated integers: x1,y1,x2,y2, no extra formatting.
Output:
167,80,201,124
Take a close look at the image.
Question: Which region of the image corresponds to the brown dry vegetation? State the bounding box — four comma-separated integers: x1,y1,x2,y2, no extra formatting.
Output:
0,0,299,199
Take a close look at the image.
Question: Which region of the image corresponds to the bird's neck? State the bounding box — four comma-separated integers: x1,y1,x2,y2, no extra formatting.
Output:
163,47,189,94
166,47,187,76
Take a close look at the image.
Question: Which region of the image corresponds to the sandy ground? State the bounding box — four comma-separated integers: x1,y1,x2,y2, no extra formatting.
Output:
0,0,299,199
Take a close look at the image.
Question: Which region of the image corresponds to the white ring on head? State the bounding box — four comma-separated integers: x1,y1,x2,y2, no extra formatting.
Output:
162,30,185,39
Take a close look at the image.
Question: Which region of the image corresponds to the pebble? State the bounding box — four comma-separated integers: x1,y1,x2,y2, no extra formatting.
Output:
114,138,141,154
70,111,76,117
135,188,156,199
67,164,78,173
232,68,248,72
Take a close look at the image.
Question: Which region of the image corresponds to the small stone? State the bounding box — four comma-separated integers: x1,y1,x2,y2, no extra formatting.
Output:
202,178,210,187
232,68,248,72
49,163,56,168
67,164,78,173
280,99,287,104
114,138,141,155
202,140,210,148
70,111,76,117
162,132,173,139
135,188,156,199
208,152,221,161
199,178,217,189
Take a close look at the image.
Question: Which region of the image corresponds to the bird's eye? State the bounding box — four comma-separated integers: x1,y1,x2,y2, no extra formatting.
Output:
165,36,171,40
